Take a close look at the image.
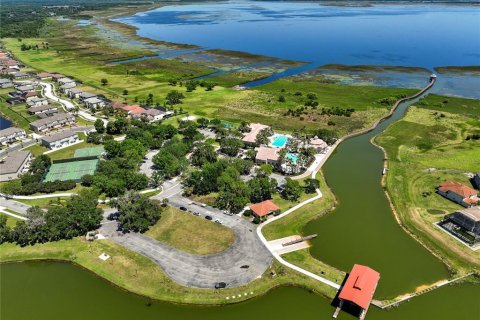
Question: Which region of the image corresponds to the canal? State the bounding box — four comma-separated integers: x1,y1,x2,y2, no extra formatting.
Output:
305,81,449,299
1,262,478,320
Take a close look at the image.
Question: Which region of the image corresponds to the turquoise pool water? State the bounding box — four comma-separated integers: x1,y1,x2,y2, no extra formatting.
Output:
286,153,298,163
271,135,289,148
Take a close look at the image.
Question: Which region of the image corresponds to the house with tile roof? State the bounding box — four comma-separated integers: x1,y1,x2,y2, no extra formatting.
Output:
249,200,280,219
255,146,280,165
438,181,479,208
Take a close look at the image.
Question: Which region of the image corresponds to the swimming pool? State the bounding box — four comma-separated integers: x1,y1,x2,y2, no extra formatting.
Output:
271,135,289,148
286,153,298,164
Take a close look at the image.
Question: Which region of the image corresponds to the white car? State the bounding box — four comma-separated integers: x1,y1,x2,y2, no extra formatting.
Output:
214,219,223,224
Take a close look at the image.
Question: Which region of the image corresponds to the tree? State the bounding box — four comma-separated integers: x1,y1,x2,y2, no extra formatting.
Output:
185,82,197,92
166,90,185,105
255,127,273,145
248,177,277,203
123,89,129,95
101,78,108,86
304,178,320,194
204,82,215,91
94,118,105,133
216,179,250,214
81,174,95,187
220,138,243,157
191,143,217,167
152,150,187,178
282,178,302,201
111,191,163,233
256,164,273,177
278,95,286,102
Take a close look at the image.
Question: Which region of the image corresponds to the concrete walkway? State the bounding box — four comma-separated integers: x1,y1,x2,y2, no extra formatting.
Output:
0,207,28,220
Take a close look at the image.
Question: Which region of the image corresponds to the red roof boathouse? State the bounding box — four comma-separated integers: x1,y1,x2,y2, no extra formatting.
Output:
334,264,380,320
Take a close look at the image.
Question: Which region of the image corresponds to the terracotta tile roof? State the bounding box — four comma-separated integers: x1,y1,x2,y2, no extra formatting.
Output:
110,101,125,108
249,200,280,217
242,123,269,143
256,146,280,162
439,181,477,198
338,264,380,310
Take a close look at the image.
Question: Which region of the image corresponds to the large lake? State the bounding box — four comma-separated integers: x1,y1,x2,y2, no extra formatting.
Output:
116,1,480,69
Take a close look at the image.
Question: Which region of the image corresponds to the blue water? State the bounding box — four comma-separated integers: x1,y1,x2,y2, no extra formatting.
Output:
115,1,480,69
0,116,12,130
286,153,298,164
271,135,288,148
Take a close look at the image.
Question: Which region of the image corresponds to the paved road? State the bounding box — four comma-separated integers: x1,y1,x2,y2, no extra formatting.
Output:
101,180,273,288
0,198,31,215
139,150,159,177
0,139,36,157
38,81,108,125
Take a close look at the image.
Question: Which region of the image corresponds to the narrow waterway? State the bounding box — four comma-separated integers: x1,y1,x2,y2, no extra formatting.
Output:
304,81,449,299
1,262,478,320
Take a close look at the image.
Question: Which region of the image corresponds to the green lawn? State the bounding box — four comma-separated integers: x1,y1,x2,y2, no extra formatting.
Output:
0,103,32,132
145,206,235,255
208,71,271,87
375,104,480,274
47,141,99,160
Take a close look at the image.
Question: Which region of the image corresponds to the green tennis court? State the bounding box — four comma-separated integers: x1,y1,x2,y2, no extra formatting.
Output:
43,159,99,182
74,146,105,158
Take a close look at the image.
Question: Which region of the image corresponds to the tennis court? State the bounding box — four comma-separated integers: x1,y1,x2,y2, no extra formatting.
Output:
74,146,105,158
43,159,99,182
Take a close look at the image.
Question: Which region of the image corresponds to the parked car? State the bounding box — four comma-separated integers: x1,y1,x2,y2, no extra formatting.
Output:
223,210,233,216
214,282,227,289
200,203,207,207
193,211,200,216
179,206,187,211
215,219,222,224
205,215,213,220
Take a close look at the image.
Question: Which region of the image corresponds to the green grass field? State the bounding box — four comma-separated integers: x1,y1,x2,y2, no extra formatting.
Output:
145,206,235,255
376,101,480,274
43,158,99,182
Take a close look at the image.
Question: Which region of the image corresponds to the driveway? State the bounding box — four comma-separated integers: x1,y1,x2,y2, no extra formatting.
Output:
139,150,159,178
101,179,273,288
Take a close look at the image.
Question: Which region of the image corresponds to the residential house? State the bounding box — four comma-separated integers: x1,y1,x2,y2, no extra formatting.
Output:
309,136,328,153
6,97,23,105
242,123,270,145
135,107,171,123
472,173,480,190
255,146,280,165
0,127,26,145
60,82,76,93
40,129,79,149
26,97,49,107
16,84,34,93
442,206,480,245
50,73,65,82
12,72,30,79
30,113,76,133
28,105,58,115
121,105,145,117
249,200,280,219
79,92,96,101
58,77,75,86
438,181,479,208
84,97,105,109
0,78,13,89
22,91,38,101
36,72,53,80
66,88,84,99
0,150,32,182
110,101,126,109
